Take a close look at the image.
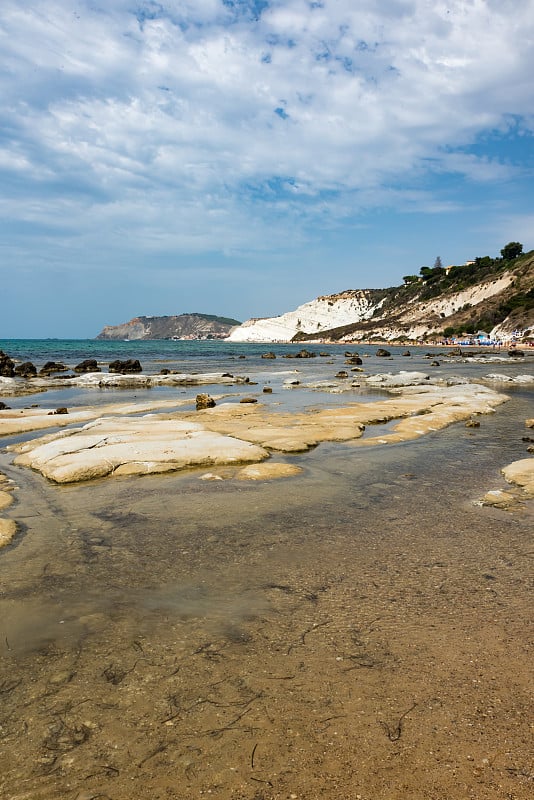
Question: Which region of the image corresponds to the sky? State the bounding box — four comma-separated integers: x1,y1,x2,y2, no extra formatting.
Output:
1,0,533,338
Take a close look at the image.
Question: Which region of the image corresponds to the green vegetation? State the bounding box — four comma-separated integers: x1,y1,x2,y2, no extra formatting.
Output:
500,241,523,260
188,313,242,326
382,243,530,305
295,243,532,343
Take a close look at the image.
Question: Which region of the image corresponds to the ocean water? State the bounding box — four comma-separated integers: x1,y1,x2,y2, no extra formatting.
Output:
2,336,530,393
0,340,533,798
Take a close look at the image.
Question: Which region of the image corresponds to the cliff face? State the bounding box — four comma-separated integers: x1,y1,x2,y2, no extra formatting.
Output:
227,290,388,342
229,252,534,343
96,314,241,340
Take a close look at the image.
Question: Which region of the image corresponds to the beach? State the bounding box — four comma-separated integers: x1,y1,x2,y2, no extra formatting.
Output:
0,341,533,799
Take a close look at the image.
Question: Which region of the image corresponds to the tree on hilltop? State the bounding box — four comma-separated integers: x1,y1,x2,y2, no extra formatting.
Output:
500,241,523,260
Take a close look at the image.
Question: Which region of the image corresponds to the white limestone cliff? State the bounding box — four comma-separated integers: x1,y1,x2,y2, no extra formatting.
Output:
228,291,383,342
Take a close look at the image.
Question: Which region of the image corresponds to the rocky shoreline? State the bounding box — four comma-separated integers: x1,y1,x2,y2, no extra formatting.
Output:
0,347,533,800
1,343,533,547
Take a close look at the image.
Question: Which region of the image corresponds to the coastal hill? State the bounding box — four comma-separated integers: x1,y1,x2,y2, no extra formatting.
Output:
229,246,534,343
96,313,241,340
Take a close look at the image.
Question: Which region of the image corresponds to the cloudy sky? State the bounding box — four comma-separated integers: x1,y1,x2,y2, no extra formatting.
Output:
1,0,533,337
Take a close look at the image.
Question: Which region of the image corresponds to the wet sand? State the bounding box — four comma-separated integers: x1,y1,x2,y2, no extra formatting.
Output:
0,388,533,800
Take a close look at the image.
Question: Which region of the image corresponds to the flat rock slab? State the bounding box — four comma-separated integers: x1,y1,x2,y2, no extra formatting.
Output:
0,397,197,437
0,372,248,397
0,518,17,548
502,458,534,497
12,416,269,483
7,381,509,485
188,384,508,451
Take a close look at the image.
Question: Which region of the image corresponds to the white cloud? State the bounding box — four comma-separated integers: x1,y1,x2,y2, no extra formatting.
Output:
1,0,533,257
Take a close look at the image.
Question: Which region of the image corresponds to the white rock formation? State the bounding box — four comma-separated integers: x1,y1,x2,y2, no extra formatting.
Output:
228,271,520,343
228,291,383,342
13,417,269,483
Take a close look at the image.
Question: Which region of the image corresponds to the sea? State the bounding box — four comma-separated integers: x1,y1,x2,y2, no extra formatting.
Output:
1,336,530,402
0,338,533,798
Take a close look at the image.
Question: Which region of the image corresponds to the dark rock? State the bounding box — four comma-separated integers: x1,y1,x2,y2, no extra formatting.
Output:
0,401,10,410
430,360,440,366
263,386,273,393
319,352,330,357
376,348,391,357
240,397,258,403
345,356,362,365
336,371,349,378
222,373,234,378
295,349,316,358
238,355,246,359
160,368,170,374
449,347,463,357
196,393,216,410
0,351,15,377
55,407,69,415
402,350,411,356
261,352,276,359
508,349,524,357
40,361,68,375
108,359,142,374
74,359,100,373
14,362,37,378
465,418,480,428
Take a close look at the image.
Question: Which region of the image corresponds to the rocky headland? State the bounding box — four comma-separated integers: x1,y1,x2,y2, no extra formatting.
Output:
96,313,241,340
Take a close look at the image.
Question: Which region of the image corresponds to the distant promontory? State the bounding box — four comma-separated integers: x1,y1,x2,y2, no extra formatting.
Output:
96,314,241,341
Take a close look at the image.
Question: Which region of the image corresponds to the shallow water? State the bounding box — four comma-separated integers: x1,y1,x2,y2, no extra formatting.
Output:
0,347,533,799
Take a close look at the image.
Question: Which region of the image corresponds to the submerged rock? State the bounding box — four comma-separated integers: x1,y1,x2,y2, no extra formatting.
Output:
236,463,303,480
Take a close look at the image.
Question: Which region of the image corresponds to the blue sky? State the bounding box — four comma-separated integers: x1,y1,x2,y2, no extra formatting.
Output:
1,0,533,337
